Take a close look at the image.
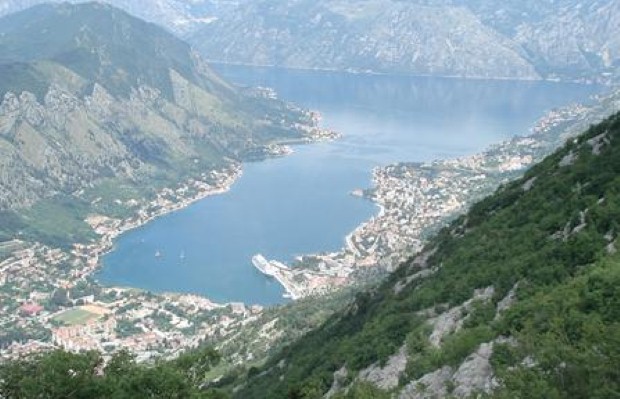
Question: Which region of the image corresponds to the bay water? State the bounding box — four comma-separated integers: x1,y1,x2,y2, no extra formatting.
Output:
98,66,600,304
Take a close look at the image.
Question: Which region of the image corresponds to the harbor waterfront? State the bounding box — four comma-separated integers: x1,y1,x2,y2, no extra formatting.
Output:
99,66,603,303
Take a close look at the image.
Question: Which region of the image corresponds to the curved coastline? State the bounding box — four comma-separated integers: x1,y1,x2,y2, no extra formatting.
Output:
82,117,341,304
90,70,607,304
77,164,244,299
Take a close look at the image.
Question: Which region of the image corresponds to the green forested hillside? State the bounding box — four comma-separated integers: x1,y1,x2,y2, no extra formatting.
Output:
0,347,225,398
231,112,620,398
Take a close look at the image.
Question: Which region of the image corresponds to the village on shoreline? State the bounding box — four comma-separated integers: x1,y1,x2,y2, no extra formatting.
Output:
0,115,342,361
1,89,618,363
250,90,620,299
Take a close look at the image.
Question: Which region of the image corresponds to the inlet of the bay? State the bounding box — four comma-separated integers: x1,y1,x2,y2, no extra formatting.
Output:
98,66,600,305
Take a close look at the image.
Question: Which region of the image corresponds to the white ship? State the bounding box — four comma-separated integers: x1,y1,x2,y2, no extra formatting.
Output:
251,254,270,274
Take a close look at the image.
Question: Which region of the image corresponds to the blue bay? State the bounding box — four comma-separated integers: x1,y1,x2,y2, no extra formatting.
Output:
97,66,601,305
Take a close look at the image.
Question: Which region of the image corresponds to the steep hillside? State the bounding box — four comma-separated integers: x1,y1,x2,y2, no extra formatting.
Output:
231,112,620,398
189,0,620,83
0,346,224,398
0,3,311,244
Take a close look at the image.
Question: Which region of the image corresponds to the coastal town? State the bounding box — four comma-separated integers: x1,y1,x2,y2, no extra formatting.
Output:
250,92,619,298
0,110,342,362
1,88,618,363
0,164,267,361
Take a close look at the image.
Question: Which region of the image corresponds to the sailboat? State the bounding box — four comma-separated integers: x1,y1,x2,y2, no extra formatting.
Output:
155,250,162,258
180,250,186,260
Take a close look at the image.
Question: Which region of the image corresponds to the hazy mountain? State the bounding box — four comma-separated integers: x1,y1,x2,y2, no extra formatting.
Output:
3,1,616,83
0,0,244,34
0,2,306,214
189,0,620,83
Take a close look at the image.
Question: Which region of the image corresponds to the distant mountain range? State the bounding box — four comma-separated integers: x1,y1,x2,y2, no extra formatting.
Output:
190,0,620,83
0,2,305,215
1,1,617,83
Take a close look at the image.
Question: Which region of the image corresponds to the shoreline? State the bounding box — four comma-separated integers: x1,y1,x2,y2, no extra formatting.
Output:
251,255,301,300
209,60,607,86
77,164,244,300
79,86,616,305
79,116,338,305
251,92,619,298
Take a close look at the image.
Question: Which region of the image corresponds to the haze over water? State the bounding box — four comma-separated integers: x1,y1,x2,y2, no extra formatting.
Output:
98,66,601,304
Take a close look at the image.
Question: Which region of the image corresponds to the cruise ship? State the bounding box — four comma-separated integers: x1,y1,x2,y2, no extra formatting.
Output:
251,254,271,275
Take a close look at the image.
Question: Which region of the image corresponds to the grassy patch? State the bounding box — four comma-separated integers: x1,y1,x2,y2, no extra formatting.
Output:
53,308,101,326
19,196,96,248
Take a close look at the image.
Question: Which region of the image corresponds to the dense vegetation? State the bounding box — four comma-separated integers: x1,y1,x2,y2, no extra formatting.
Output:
0,347,225,398
231,112,620,398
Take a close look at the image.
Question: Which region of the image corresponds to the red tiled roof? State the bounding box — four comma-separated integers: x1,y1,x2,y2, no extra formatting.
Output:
20,303,43,315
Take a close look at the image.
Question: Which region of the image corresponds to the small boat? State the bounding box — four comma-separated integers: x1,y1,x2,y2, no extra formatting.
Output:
180,251,186,260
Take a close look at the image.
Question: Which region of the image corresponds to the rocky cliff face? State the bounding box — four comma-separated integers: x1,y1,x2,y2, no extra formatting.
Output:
0,85,131,210
189,0,620,83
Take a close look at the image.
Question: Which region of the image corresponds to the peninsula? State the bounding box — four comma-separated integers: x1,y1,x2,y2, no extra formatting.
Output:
251,89,620,299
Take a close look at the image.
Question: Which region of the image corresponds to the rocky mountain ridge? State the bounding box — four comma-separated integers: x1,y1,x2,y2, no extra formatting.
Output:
0,0,241,34
0,3,308,228
2,1,617,83
189,0,620,83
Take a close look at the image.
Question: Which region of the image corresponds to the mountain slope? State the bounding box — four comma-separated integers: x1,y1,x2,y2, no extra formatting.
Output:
0,3,310,244
231,112,620,398
189,0,620,83
0,2,217,99
190,0,539,80
0,0,240,35
3,1,617,83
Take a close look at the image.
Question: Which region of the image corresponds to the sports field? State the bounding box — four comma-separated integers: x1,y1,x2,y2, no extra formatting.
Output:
53,308,101,326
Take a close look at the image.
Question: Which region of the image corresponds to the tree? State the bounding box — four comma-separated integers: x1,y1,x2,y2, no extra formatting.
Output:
0,348,225,398
51,287,71,307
